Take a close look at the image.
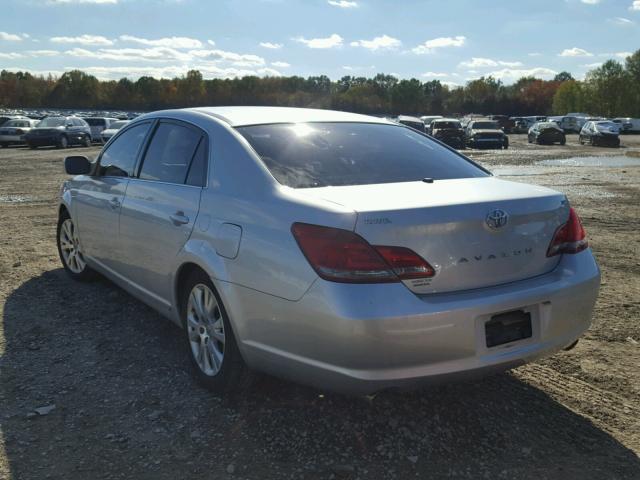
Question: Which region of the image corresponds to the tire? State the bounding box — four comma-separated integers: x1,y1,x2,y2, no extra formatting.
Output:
181,269,248,394
503,138,509,149
82,135,91,148
560,137,566,146
57,135,68,149
57,210,95,281
527,136,533,144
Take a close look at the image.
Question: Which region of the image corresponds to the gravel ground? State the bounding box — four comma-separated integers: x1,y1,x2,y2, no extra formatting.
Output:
0,134,639,480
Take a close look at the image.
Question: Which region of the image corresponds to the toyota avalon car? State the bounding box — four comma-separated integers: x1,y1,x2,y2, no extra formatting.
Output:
57,107,600,395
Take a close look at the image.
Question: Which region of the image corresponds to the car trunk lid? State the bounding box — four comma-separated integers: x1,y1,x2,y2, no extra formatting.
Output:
298,177,567,294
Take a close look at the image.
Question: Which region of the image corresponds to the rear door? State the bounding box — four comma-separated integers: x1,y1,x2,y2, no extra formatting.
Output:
118,119,207,305
74,121,153,270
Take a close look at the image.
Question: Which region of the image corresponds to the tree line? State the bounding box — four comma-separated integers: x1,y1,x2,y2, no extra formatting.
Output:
1,49,639,117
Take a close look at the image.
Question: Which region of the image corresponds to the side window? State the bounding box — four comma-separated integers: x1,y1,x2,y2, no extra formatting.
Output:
186,138,208,187
139,122,203,184
100,122,151,177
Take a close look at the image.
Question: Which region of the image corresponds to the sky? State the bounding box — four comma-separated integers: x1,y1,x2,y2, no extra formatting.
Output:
1,0,639,85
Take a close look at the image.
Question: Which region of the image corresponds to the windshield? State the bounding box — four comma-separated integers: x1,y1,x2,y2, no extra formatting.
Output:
5,120,31,128
109,120,129,129
471,121,499,129
84,118,106,126
237,122,487,189
37,117,66,127
596,122,616,128
433,121,461,129
538,122,560,129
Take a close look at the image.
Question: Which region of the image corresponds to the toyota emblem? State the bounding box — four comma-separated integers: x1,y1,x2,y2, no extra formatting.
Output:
486,209,509,229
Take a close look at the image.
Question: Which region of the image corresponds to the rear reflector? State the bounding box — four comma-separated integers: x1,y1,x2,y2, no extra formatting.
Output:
291,223,434,283
546,207,588,257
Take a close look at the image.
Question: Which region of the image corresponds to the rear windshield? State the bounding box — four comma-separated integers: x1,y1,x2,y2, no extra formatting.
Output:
432,121,461,129
237,122,487,189
84,118,106,126
110,120,129,129
5,120,31,128
37,117,66,127
471,121,499,129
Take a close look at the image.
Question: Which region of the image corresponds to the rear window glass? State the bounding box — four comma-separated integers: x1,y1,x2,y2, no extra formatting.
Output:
37,117,66,127
432,121,461,129
470,122,499,129
85,118,106,126
237,122,487,189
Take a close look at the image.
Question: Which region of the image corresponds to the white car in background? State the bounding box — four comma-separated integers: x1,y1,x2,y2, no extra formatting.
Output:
100,119,130,143
0,118,39,148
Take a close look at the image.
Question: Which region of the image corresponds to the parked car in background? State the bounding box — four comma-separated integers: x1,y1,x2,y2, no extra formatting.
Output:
548,116,580,133
528,122,566,145
396,115,426,132
611,117,640,134
0,115,28,127
420,115,443,132
430,118,465,148
100,120,130,143
510,117,528,134
487,115,514,133
57,106,600,395
579,121,620,147
83,117,118,142
0,118,39,147
465,120,509,149
25,116,92,149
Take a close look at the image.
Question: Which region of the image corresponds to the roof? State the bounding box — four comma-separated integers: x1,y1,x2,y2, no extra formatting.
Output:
396,115,424,123
188,106,392,127
431,118,460,123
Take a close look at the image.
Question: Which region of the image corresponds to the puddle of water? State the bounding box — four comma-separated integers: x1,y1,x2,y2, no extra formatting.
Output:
0,194,37,204
538,156,640,167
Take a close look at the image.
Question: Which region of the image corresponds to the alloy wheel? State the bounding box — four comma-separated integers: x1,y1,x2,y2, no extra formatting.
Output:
186,283,225,376
59,218,86,273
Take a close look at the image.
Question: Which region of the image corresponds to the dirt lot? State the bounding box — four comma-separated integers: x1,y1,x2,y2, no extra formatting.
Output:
0,134,639,480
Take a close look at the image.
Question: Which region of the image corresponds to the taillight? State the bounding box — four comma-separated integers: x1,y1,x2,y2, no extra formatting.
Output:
546,208,588,257
374,246,435,280
291,223,434,283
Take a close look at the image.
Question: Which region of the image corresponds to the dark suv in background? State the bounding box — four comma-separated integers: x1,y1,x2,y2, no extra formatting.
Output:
464,120,509,149
430,118,465,148
25,116,92,149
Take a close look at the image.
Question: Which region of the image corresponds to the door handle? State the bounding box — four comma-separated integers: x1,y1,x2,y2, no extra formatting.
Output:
109,197,121,210
170,212,190,226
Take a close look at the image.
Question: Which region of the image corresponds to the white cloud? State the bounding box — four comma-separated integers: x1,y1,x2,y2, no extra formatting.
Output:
259,42,283,49
581,0,600,4
189,49,265,66
271,61,290,67
119,35,202,49
0,32,23,41
484,67,557,81
350,34,401,51
610,16,634,25
48,0,117,3
26,50,60,57
327,0,358,7
559,47,593,57
65,46,193,62
207,40,216,47
528,52,542,57
421,71,448,78
65,64,281,80
583,62,603,68
613,51,633,59
412,35,465,54
441,81,460,88
631,1,640,11
51,34,114,46
0,52,25,59
459,57,523,68
294,33,343,49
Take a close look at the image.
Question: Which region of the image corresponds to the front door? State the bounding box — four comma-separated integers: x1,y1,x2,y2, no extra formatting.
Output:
75,121,152,271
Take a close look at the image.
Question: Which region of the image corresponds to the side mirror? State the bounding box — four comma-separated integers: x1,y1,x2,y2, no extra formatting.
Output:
65,155,92,175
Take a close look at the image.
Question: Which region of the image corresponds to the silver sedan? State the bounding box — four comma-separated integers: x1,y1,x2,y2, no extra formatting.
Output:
57,107,600,395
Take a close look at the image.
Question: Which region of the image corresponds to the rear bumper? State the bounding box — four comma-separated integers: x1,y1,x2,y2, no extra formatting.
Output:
0,134,25,143
25,135,59,146
228,249,600,394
